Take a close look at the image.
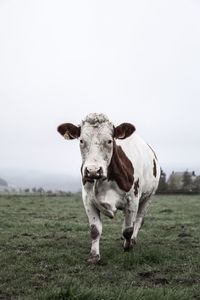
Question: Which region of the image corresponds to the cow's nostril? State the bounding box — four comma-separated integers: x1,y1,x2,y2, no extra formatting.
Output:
84,168,90,177
97,167,103,176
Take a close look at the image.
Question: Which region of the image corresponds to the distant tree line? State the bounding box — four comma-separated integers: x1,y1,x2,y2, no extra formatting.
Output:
157,169,200,194
1,171,200,195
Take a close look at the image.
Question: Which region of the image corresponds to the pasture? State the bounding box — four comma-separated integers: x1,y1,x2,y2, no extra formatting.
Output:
0,194,200,300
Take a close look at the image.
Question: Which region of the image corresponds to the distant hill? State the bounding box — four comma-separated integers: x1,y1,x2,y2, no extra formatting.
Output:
0,169,81,192
0,177,8,187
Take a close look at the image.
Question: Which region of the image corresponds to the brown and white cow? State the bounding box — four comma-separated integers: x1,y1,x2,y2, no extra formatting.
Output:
57,113,160,263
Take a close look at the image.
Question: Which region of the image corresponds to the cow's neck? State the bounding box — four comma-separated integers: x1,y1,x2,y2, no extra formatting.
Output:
107,141,134,192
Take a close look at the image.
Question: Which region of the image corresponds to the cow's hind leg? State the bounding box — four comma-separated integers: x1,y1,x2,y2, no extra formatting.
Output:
132,195,152,243
122,195,139,251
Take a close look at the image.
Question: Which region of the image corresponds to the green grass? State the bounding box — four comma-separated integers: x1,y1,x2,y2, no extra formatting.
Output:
0,194,200,300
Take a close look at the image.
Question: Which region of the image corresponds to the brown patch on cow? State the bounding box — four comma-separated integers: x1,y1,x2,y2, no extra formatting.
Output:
90,224,99,240
134,178,140,196
57,123,81,139
108,141,134,192
153,159,157,177
148,144,158,160
114,123,136,139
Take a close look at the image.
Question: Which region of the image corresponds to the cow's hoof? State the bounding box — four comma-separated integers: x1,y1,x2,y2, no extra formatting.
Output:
123,238,137,252
123,240,133,251
88,253,100,264
100,203,115,219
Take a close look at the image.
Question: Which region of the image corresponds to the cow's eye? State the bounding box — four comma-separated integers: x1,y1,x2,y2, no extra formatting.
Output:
80,139,84,144
107,140,112,144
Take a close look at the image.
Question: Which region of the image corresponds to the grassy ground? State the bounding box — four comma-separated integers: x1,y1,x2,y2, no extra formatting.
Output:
0,194,200,300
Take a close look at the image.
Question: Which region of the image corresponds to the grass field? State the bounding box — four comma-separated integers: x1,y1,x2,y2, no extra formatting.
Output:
0,194,200,300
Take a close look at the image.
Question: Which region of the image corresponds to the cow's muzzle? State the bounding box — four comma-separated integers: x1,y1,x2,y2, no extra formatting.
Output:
83,166,106,182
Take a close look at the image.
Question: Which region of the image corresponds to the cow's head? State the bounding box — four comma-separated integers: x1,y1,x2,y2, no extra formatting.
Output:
57,113,135,184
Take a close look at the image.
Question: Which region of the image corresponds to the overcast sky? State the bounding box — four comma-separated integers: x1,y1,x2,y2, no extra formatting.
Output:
0,0,200,177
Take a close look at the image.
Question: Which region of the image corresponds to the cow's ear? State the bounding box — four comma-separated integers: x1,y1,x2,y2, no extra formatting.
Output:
114,123,135,139
57,123,81,139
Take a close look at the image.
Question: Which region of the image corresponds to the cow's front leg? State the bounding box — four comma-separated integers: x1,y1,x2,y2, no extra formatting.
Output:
83,197,102,263
122,195,139,251
88,207,102,264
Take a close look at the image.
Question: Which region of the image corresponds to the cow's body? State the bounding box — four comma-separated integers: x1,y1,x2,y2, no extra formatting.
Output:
58,113,160,263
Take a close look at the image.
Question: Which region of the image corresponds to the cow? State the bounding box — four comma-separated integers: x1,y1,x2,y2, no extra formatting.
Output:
57,113,160,263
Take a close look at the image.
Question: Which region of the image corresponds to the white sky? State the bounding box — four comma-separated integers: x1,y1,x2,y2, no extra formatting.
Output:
0,0,200,176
